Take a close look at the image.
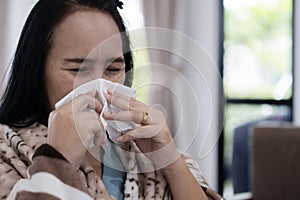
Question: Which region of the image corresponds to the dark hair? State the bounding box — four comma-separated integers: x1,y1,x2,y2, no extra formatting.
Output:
0,0,133,127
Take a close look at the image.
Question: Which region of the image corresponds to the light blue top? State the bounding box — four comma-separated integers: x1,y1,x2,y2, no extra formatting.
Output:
102,140,126,200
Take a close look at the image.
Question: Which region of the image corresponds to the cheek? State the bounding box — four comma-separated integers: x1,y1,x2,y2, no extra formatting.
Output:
45,72,75,110
116,73,126,84
102,71,126,84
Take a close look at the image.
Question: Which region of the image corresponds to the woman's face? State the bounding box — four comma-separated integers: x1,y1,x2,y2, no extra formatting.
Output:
44,10,126,110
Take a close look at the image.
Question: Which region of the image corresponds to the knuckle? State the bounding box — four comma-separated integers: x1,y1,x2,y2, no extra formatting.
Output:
131,110,141,121
51,108,67,120
152,109,164,119
77,93,88,100
77,93,95,102
129,99,138,110
49,110,58,120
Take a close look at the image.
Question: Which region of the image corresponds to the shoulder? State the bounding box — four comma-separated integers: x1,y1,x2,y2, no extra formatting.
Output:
0,123,15,155
0,123,24,198
0,123,8,139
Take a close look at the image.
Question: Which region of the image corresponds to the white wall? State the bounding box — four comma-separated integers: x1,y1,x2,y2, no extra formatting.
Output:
141,0,222,190
172,0,222,190
0,0,37,88
294,0,300,125
0,0,10,80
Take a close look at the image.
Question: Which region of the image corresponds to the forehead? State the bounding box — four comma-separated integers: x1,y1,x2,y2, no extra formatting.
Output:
50,10,122,58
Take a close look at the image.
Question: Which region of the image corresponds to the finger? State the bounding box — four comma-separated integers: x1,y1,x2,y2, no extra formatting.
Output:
93,130,106,146
104,109,164,125
117,125,162,143
73,112,105,146
107,89,135,100
105,90,144,111
103,110,149,125
86,147,103,165
76,111,104,133
104,91,131,111
70,91,102,113
85,168,97,196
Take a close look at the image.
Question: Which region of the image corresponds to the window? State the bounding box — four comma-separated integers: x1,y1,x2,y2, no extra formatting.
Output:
221,0,294,196
120,0,151,103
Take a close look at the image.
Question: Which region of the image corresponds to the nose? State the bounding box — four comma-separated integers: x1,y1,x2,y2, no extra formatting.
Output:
90,67,105,80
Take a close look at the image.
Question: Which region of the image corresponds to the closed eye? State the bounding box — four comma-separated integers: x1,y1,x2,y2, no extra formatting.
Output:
68,67,89,73
106,67,122,72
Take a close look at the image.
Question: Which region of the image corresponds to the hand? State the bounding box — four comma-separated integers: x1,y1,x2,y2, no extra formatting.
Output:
47,91,106,168
103,90,209,200
103,90,181,169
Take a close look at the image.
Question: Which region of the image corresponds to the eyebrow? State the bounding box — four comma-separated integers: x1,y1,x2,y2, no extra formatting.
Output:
63,57,125,64
63,58,96,64
105,57,125,64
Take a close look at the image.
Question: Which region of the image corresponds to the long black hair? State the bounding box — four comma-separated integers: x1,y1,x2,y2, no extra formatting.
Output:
0,0,133,127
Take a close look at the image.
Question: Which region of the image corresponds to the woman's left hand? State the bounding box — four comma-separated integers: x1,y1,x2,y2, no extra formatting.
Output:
104,90,210,200
103,90,180,168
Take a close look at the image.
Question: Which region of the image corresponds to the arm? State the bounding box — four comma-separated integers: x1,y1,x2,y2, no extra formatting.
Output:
103,90,223,200
162,156,209,200
163,154,224,200
8,144,92,200
0,157,22,199
9,92,106,200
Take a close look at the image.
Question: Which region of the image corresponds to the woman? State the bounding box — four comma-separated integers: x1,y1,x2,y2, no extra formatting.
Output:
0,0,223,199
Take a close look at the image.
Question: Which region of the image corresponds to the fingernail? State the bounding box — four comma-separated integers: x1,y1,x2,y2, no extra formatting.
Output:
104,111,112,115
107,89,113,95
104,91,111,98
96,107,101,113
117,136,124,142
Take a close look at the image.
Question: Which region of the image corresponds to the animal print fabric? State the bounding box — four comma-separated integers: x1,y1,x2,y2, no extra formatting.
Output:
0,123,223,200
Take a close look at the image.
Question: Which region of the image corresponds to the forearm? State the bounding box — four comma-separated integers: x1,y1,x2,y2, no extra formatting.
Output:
162,156,209,200
8,144,92,200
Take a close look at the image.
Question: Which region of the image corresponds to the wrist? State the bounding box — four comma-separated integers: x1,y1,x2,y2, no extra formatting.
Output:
150,143,181,170
161,154,186,176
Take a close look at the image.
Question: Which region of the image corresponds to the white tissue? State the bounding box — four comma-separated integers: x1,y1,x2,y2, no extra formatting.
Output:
55,78,138,145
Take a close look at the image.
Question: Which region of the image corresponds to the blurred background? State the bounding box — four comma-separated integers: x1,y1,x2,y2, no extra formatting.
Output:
0,0,300,199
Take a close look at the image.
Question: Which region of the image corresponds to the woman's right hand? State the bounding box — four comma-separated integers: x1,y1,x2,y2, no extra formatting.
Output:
47,91,105,168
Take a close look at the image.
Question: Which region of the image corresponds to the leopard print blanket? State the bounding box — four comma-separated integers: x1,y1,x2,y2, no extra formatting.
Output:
0,123,223,200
